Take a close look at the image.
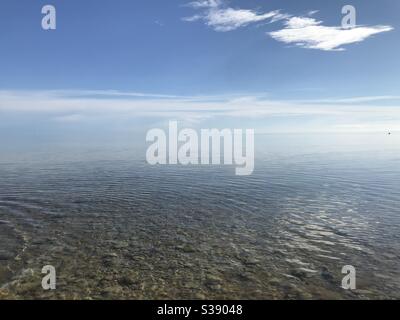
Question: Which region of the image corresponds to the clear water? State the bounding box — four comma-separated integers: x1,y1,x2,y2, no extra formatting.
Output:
0,133,399,299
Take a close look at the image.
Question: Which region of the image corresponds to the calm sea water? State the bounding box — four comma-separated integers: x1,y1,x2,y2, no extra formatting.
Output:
0,133,399,299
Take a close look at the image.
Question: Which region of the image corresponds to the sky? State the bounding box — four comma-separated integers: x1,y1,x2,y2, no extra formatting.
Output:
0,0,400,140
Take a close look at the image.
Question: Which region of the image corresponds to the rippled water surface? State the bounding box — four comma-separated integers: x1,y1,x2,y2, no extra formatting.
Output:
0,134,399,299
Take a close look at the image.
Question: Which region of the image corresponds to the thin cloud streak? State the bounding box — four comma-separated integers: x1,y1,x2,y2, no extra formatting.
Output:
183,0,286,31
1,90,400,133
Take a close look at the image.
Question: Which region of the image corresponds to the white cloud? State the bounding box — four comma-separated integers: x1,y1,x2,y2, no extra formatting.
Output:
183,3,393,50
286,16,319,29
269,16,393,51
183,0,285,32
187,0,221,9
298,96,400,104
1,90,400,133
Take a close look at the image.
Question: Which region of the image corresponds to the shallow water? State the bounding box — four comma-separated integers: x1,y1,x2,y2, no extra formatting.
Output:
0,134,399,299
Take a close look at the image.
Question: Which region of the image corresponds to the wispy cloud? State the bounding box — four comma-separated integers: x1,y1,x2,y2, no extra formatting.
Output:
183,0,287,32
269,16,393,51
1,90,400,133
182,2,393,51
296,96,400,105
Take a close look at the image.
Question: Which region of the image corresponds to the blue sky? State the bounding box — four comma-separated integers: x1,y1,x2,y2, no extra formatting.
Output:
0,0,399,137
